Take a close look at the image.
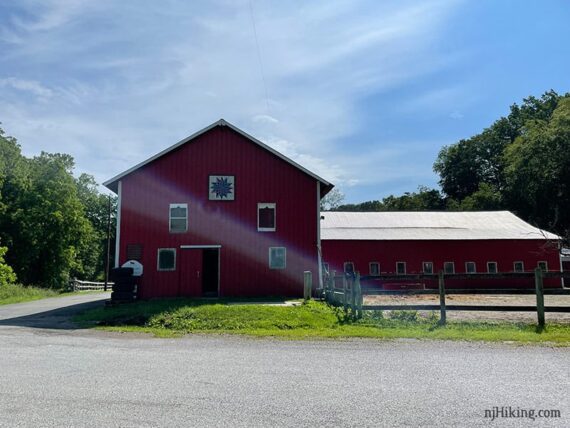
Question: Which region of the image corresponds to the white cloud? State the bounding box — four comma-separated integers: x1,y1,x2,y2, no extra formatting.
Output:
0,77,53,98
0,0,463,197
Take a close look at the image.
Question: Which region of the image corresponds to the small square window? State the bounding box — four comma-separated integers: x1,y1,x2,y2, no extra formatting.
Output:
157,248,176,271
344,262,355,274
487,262,498,274
396,262,406,275
513,261,524,273
537,261,548,272
422,262,434,274
465,262,476,274
369,262,380,276
169,203,187,233
269,247,286,269
444,262,455,274
258,203,276,231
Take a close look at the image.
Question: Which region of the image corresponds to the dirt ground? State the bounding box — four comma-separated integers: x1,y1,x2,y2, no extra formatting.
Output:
364,294,570,323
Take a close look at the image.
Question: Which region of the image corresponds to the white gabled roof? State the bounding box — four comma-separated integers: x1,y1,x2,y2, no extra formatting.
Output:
321,211,560,241
103,118,333,195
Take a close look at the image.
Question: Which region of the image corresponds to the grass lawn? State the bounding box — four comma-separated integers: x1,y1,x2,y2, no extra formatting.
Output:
74,298,570,345
0,283,62,305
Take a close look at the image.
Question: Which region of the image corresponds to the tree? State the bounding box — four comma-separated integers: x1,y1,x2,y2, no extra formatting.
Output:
0,246,16,286
434,90,566,201
320,188,345,211
504,97,570,238
336,186,445,212
75,173,117,280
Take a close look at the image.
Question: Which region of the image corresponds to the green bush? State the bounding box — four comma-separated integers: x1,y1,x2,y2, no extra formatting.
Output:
0,246,16,286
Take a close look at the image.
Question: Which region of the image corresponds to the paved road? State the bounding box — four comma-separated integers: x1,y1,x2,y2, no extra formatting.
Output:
0,295,568,427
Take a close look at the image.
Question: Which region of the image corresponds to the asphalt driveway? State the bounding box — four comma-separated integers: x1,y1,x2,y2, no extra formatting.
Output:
0,294,568,427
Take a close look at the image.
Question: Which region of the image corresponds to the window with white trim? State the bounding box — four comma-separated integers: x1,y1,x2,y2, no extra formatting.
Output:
487,262,498,274
258,203,276,231
422,262,434,274
169,203,188,233
157,248,176,271
369,262,380,276
465,262,476,274
537,261,548,272
444,262,455,274
344,262,355,274
513,261,524,273
396,262,406,275
269,247,286,269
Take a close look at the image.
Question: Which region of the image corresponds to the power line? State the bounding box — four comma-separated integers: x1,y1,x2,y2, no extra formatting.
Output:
248,0,270,115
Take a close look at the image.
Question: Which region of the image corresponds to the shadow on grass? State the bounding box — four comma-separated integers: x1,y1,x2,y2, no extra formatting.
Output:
76,296,297,328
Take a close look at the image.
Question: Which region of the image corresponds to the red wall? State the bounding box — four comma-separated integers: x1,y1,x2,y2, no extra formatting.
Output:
322,239,562,289
118,125,320,298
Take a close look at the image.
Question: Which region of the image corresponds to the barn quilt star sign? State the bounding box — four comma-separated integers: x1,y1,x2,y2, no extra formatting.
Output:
209,175,235,200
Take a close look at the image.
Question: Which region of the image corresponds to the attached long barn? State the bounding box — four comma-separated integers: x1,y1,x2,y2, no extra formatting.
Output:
321,211,563,289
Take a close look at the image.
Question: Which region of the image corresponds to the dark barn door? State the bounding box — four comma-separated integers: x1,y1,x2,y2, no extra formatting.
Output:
202,249,219,297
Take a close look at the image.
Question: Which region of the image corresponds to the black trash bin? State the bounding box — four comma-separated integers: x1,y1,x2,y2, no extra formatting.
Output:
110,267,137,302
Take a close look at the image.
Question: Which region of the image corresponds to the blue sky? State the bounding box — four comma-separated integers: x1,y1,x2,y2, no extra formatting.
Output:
0,0,569,203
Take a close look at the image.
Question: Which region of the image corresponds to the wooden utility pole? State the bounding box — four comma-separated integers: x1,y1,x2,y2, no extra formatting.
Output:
104,194,112,292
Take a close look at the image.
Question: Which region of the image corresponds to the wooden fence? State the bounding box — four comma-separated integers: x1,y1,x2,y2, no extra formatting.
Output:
69,278,113,292
320,269,570,327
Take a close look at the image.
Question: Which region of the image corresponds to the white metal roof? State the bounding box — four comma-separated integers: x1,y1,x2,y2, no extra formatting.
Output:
321,211,560,241
103,119,333,195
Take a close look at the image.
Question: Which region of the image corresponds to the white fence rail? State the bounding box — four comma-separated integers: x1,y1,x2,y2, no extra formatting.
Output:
70,278,113,291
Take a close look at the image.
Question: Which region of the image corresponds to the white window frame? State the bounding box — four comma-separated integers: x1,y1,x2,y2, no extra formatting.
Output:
465,261,476,274
444,262,455,274
369,262,380,276
269,247,286,269
513,261,524,273
169,203,188,233
537,261,548,272
487,261,498,274
396,261,406,275
257,203,276,232
422,261,434,274
157,248,176,271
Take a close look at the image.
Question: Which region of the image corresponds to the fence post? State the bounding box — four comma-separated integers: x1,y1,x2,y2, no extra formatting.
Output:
342,275,348,313
535,267,545,329
303,271,312,301
438,270,446,325
355,272,363,319
327,271,334,304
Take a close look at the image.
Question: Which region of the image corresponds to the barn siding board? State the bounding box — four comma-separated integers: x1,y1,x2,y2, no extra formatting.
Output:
322,239,562,289
117,125,320,298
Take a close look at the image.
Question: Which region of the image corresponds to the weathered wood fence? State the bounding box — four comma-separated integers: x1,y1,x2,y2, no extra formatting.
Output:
320,269,570,327
69,278,113,292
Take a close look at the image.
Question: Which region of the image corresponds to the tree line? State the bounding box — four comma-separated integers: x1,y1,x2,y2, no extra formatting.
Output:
1,90,568,288
0,126,115,288
324,90,570,243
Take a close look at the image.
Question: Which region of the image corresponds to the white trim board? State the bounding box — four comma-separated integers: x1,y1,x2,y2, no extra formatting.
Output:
180,245,222,249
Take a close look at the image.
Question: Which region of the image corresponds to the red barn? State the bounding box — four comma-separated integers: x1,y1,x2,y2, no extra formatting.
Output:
321,211,563,289
104,119,332,298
